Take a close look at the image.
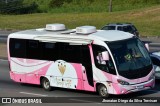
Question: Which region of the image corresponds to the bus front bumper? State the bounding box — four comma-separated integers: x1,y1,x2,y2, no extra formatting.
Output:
116,78,155,94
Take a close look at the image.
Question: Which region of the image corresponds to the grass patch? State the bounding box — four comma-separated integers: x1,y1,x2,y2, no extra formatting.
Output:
22,0,160,13
0,5,159,36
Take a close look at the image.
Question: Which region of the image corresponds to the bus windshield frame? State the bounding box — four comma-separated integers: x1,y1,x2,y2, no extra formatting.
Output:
106,38,152,79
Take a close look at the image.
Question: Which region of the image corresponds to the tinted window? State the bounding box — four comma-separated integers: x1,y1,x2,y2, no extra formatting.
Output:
117,26,123,31
151,57,160,66
131,25,137,31
92,45,116,75
59,43,81,63
9,39,93,71
26,40,41,59
41,42,59,60
9,38,26,58
41,42,82,63
123,26,133,33
102,26,116,30
107,38,152,79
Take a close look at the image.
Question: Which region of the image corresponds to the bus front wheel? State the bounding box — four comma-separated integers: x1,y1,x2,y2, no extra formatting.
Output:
41,78,52,91
98,84,109,98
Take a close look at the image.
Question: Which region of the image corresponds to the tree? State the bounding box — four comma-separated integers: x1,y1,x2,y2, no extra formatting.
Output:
49,0,64,8
0,0,39,14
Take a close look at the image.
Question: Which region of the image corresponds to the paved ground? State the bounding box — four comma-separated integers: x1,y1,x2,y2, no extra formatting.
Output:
0,30,19,36
141,37,160,45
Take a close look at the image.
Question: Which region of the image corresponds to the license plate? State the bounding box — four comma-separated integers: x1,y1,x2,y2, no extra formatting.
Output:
136,85,144,89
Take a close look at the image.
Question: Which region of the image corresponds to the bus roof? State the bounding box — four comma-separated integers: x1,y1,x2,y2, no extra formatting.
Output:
8,28,134,43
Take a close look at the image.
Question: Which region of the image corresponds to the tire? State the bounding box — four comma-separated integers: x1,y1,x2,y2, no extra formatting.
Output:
98,84,109,98
41,78,52,91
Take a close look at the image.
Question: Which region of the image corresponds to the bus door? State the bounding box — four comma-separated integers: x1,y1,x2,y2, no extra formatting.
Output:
81,45,94,91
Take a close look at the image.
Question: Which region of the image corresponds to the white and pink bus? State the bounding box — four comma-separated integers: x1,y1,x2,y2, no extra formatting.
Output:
8,24,155,97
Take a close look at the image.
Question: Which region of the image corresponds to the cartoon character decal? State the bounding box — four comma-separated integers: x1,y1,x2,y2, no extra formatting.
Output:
46,60,78,89
57,61,66,76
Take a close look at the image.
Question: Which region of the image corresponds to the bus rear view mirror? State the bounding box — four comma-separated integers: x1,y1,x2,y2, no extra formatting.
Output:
102,51,109,61
145,43,149,51
97,51,109,65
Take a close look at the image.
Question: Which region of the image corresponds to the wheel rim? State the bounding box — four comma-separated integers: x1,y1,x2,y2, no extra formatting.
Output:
100,86,107,96
43,79,50,89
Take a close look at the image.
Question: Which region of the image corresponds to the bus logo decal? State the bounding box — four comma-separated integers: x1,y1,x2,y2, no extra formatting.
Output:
58,61,66,76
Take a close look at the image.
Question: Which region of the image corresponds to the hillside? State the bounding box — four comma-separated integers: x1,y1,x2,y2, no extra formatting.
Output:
23,0,160,13
0,0,159,14
0,5,159,36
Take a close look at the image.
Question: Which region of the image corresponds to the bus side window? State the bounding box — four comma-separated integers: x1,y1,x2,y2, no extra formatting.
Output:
26,40,41,59
92,45,116,75
10,38,26,58
58,43,81,63
42,42,59,61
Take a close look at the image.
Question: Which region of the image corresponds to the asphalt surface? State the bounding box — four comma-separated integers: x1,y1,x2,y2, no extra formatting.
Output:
0,31,160,106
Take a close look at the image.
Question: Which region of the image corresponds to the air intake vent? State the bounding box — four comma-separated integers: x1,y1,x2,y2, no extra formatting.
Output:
46,24,66,31
76,26,96,34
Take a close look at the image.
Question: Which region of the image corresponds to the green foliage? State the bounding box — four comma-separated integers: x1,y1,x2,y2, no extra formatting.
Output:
23,0,52,12
1,0,160,14
49,0,65,7
0,0,39,14
49,0,160,13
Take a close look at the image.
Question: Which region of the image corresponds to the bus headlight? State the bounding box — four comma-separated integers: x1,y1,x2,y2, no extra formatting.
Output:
117,79,130,85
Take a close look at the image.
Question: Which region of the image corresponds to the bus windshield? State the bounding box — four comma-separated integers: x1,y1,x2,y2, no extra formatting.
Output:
107,38,152,78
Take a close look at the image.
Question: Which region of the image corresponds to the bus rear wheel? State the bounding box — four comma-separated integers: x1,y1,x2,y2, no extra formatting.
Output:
41,78,52,91
98,84,109,98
